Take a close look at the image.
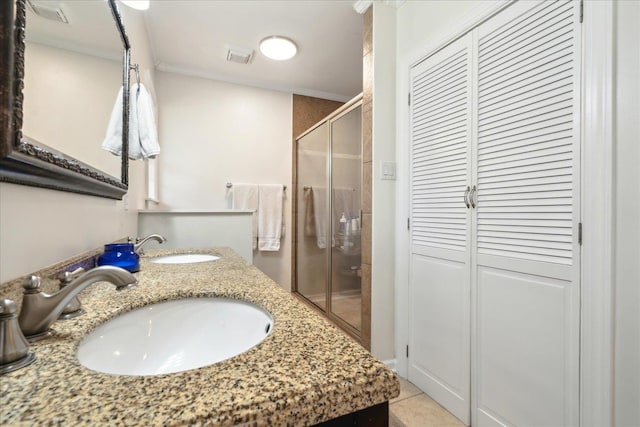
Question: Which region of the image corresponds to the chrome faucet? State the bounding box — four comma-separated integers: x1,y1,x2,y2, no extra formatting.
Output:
130,233,166,252
18,266,137,340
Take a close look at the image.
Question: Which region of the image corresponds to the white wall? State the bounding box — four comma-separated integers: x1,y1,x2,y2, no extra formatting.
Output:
154,71,292,289
371,1,397,361
23,42,122,177
0,7,154,283
393,0,502,376
614,1,640,424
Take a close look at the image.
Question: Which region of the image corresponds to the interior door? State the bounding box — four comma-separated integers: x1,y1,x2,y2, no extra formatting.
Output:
408,33,473,425
409,1,581,425
471,1,581,425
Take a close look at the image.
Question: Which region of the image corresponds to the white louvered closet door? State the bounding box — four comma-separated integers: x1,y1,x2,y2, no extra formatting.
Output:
408,34,473,425
472,1,581,426
409,1,582,426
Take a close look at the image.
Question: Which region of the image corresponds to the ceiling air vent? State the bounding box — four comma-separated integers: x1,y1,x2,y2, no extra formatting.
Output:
27,0,69,24
226,45,254,65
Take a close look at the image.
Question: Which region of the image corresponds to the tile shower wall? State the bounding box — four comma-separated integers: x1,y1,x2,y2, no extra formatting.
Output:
362,7,373,351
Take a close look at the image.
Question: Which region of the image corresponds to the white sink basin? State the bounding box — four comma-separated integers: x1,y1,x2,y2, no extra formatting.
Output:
150,254,220,264
77,298,272,376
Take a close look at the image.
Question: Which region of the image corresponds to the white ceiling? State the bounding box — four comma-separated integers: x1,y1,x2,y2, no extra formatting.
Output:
143,1,364,101
26,1,123,61
26,0,364,102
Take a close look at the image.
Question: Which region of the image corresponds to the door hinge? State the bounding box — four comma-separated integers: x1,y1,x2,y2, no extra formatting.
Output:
408,93,411,106
578,222,583,245
406,345,409,358
407,217,410,230
580,0,584,23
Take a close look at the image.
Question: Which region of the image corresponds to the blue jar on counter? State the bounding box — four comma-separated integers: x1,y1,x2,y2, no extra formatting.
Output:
97,243,140,273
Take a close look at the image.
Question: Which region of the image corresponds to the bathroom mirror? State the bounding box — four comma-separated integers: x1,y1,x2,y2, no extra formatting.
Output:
0,0,131,199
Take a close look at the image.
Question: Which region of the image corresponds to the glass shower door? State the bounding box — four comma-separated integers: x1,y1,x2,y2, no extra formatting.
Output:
330,105,362,331
296,122,329,310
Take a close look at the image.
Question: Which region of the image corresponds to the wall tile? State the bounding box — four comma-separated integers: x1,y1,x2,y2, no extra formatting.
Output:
363,52,373,106
363,7,373,56
361,262,372,350
362,161,372,214
363,106,372,163
362,213,372,265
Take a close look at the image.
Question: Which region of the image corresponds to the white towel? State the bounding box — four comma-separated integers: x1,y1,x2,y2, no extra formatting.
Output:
102,86,127,156
303,187,316,237
101,83,160,160
136,83,160,159
258,184,284,251
232,184,259,250
333,188,356,222
312,186,328,249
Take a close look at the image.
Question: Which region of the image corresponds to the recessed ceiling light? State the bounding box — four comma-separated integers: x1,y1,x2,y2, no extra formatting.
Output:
259,36,297,61
120,0,150,11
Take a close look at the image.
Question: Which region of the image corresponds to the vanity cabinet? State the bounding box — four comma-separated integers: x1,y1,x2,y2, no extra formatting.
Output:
0,247,399,425
317,402,388,426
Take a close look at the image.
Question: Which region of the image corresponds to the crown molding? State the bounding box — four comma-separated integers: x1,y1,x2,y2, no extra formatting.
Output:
155,62,352,103
353,0,372,14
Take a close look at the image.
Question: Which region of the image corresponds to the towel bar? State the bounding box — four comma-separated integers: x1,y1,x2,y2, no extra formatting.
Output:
226,182,287,190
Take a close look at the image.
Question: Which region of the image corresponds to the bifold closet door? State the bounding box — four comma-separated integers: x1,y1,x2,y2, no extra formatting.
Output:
472,1,581,426
408,34,473,425
409,1,581,425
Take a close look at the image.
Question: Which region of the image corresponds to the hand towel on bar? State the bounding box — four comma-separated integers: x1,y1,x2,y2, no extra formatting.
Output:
101,83,160,160
102,84,139,159
303,186,316,237
232,184,259,250
258,184,284,251
128,83,142,160
102,86,128,156
136,83,160,159
333,187,356,222
312,186,327,249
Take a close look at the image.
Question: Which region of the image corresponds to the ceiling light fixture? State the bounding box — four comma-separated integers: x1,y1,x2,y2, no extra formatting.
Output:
259,36,297,61
120,0,150,11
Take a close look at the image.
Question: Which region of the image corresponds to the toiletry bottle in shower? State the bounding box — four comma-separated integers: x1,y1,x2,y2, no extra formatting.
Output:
339,213,347,249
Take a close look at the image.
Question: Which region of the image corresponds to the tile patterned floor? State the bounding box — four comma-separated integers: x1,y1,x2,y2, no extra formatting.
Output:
389,378,465,427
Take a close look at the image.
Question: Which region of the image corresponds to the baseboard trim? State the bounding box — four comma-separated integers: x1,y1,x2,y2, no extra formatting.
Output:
382,359,397,372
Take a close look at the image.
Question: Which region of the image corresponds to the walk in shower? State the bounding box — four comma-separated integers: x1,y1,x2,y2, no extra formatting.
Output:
294,96,363,339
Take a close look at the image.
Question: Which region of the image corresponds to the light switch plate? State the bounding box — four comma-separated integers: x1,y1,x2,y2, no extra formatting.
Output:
381,161,397,180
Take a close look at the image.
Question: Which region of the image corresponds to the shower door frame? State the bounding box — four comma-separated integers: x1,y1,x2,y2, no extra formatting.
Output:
292,94,367,347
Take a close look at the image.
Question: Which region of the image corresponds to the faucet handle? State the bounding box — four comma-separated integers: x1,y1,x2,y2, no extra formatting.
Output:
0,299,36,375
57,268,85,319
59,267,85,283
0,299,18,316
22,275,42,293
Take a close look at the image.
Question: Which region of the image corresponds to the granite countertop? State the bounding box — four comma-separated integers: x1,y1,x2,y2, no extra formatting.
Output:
1,248,399,426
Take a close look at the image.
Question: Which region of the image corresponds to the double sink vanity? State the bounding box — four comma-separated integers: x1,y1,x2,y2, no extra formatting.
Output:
1,248,399,426
1,0,398,423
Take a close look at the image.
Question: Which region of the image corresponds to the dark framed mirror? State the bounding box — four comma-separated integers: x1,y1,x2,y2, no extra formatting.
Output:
0,0,131,199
